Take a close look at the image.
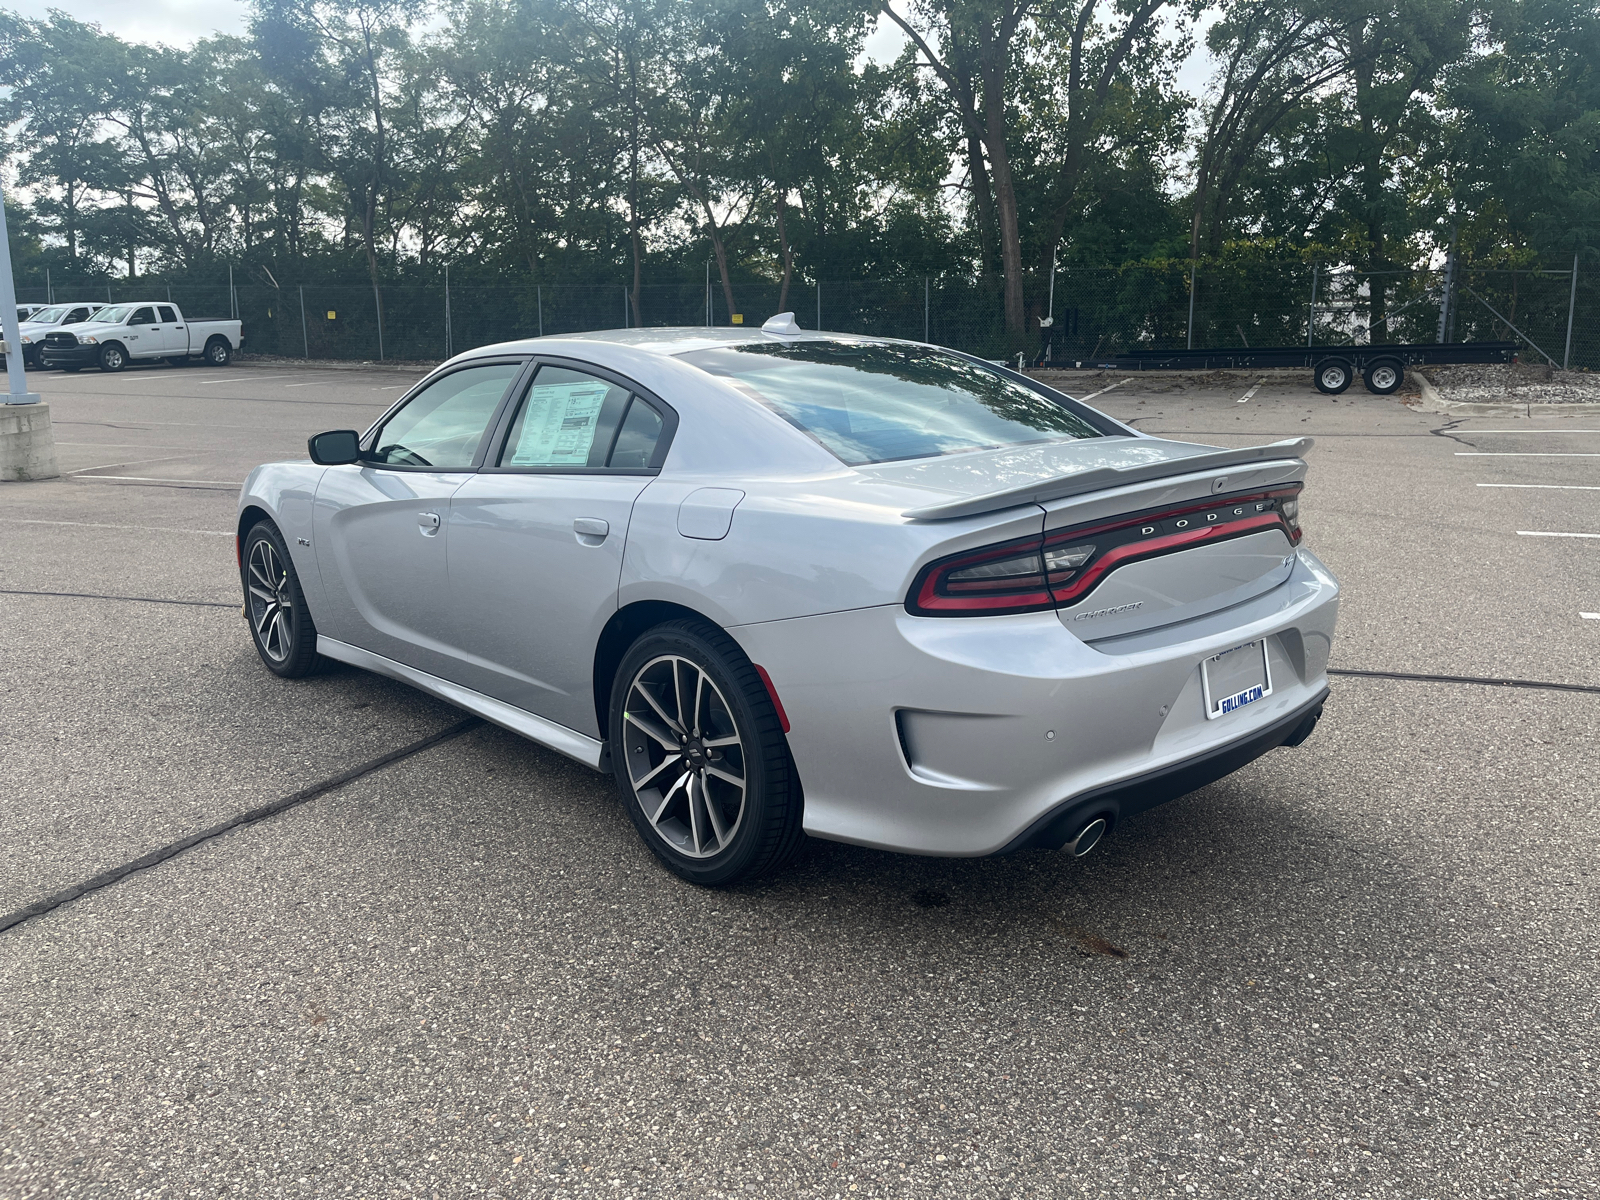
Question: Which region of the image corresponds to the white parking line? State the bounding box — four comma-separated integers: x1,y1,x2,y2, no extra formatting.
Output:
1478,483,1600,490
1078,378,1134,402
72,474,244,486
1455,452,1600,457
1516,530,1600,539
1459,430,1600,434
67,454,193,473
0,518,232,536
1582,612,1600,620
1236,378,1265,405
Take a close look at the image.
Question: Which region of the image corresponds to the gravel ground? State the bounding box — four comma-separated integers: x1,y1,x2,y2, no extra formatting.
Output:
1419,363,1600,404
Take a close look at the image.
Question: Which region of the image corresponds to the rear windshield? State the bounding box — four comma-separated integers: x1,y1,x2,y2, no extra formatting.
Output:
678,341,1103,465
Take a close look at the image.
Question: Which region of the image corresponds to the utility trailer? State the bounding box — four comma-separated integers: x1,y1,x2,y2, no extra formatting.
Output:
1068,341,1517,395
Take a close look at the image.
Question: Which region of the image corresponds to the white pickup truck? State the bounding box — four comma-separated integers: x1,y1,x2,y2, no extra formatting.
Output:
37,302,243,373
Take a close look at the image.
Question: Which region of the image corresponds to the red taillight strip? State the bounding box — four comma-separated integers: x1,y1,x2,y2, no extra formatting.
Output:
907,485,1302,617
1042,488,1292,549
1051,514,1286,605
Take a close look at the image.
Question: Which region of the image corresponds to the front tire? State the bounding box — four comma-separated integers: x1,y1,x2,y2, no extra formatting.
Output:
98,344,127,372
241,520,323,678
609,620,803,886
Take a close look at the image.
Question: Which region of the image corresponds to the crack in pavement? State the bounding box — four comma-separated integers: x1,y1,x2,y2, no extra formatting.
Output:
0,717,483,936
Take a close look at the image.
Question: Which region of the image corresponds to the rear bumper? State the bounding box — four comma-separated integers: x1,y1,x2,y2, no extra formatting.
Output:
998,687,1327,852
731,547,1340,856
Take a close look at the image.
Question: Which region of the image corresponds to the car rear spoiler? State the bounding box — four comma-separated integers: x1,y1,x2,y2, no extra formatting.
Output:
901,437,1314,521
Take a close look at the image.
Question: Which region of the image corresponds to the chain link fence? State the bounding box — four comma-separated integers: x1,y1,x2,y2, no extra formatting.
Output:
17,261,1596,370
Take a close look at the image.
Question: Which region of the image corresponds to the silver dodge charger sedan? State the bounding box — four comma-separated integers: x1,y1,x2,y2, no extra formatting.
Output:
237,318,1339,884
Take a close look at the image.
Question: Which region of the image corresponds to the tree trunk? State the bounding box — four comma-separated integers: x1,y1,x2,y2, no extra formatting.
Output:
980,67,1026,350
628,62,645,327
966,129,1000,279
776,191,794,313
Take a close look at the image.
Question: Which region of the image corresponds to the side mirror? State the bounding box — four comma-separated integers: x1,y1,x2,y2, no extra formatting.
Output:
308,429,362,465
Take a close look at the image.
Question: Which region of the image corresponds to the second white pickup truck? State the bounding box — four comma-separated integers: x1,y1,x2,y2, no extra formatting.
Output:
37,302,243,373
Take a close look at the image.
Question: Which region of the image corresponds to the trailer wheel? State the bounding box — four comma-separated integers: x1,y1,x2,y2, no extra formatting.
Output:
1362,358,1404,395
1313,358,1353,395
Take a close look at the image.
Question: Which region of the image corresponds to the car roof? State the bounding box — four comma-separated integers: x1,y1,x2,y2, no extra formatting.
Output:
453,325,886,364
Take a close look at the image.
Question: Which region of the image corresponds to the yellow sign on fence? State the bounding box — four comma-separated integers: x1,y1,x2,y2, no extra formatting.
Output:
327,311,337,320
731,314,743,324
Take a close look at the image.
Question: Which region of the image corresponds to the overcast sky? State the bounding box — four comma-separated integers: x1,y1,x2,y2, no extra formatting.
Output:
10,0,1214,96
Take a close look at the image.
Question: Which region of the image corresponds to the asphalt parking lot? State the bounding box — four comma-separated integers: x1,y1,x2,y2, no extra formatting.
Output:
2,358,1596,1199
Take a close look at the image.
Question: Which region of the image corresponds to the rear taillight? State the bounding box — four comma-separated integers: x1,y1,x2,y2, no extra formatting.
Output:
908,486,1303,616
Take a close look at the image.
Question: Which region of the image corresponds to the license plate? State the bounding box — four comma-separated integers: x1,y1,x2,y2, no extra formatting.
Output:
1202,640,1272,720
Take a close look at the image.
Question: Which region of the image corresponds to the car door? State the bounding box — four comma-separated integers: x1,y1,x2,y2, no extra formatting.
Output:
156,306,186,355
311,358,528,676
442,360,677,737
124,306,159,357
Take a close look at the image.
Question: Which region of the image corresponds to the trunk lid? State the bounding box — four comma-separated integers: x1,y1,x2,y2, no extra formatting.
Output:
874,434,1310,636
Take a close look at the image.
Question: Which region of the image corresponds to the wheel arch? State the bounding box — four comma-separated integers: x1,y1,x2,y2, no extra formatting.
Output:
593,599,726,739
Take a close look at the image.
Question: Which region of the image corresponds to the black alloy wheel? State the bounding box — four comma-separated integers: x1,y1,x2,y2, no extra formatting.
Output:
241,520,323,678
206,338,231,366
610,620,803,886
1313,357,1352,394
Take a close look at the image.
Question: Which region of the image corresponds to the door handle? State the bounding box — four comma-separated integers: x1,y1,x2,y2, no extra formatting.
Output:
418,511,441,536
573,517,609,544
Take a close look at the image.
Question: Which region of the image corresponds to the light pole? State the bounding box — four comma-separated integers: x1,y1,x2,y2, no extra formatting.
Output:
0,183,57,481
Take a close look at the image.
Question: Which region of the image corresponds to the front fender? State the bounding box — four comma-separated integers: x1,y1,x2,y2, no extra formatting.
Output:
239,462,329,617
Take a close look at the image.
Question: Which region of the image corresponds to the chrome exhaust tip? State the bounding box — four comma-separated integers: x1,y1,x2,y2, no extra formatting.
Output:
1062,817,1107,858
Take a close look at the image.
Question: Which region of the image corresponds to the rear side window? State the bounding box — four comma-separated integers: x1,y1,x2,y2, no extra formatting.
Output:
158,306,178,323
679,341,1103,466
369,362,521,469
608,400,665,468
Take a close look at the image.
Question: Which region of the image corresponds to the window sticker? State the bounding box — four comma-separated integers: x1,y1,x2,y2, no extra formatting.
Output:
508,381,611,465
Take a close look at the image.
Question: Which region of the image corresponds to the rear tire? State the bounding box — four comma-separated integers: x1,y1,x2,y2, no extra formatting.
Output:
241,520,323,679
204,337,231,366
98,344,127,372
1362,358,1404,394
609,620,803,886
1313,357,1352,394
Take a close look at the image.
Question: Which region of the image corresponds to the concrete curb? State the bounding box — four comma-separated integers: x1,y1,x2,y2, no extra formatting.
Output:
1408,371,1600,417
234,355,436,374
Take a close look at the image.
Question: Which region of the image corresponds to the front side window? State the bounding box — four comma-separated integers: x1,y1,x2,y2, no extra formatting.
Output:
69,307,96,323
368,362,521,469
130,307,155,325
679,341,1103,466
